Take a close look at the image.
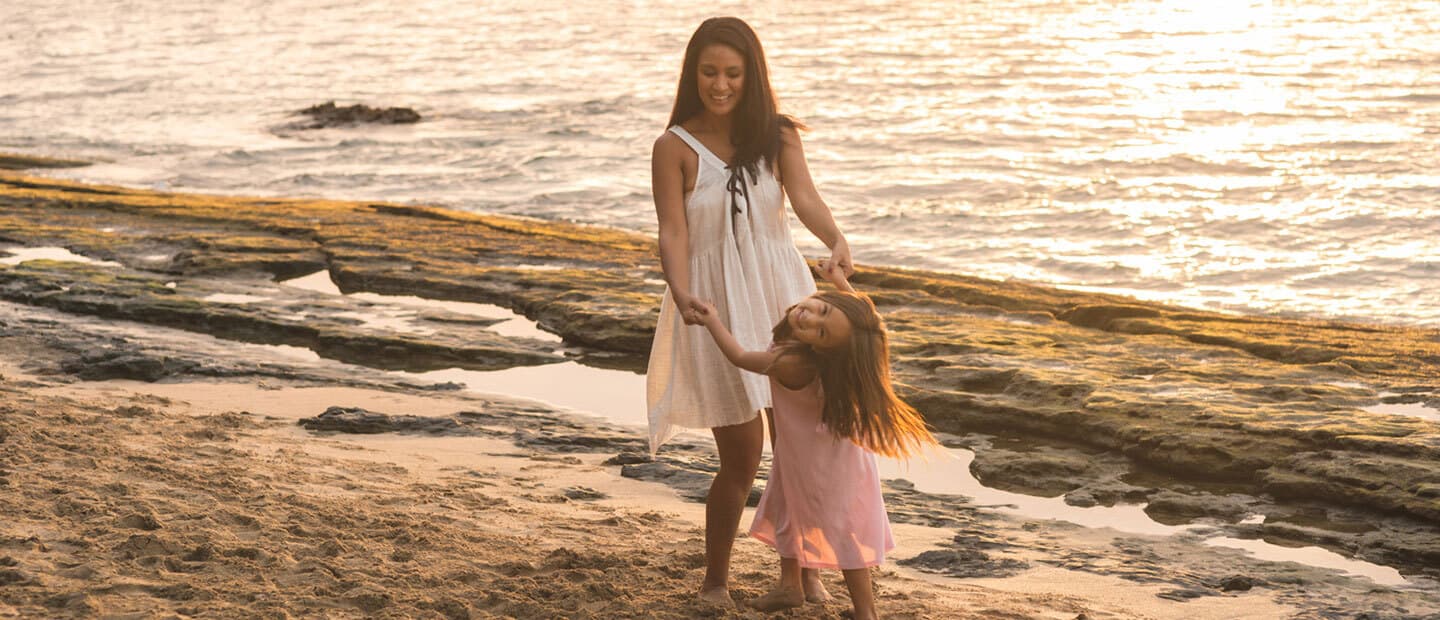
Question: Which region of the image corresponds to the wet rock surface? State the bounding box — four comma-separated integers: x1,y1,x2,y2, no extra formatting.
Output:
298,406,467,434
0,260,562,372
285,101,421,130
0,154,90,170
899,545,1029,578
3,170,1440,585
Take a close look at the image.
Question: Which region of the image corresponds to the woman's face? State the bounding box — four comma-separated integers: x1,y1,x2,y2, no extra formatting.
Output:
696,44,744,118
787,295,853,351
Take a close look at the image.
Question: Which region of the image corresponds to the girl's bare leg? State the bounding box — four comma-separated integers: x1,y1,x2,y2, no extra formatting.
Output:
748,557,805,612
763,408,832,604
803,567,832,602
699,417,764,606
842,568,878,620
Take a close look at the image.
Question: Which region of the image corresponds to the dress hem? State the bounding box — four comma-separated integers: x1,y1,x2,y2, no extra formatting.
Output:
747,530,892,571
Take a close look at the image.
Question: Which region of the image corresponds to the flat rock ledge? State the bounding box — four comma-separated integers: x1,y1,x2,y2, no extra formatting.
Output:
0,154,90,170
3,169,1440,574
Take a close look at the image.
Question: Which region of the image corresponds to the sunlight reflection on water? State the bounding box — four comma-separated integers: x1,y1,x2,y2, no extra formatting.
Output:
3,0,1438,325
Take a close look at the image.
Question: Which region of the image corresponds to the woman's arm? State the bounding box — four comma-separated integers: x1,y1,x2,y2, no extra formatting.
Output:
694,301,779,375
653,133,701,324
778,125,854,276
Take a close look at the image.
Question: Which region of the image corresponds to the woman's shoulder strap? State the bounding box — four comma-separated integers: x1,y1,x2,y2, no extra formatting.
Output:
668,125,725,168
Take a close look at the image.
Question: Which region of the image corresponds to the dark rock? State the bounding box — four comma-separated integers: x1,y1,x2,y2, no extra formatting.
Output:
898,548,1028,578
1059,304,1162,330
1216,575,1255,591
291,101,421,130
409,381,466,392
1143,491,1259,525
603,451,653,465
63,350,197,382
297,406,465,435
0,153,90,170
1156,588,1211,601
968,444,1125,498
562,486,606,501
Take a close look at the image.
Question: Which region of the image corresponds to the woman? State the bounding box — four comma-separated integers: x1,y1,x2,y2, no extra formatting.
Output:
645,16,853,607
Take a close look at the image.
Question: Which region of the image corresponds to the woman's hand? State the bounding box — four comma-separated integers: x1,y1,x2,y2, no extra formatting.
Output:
815,258,856,293
828,238,854,278
673,291,705,325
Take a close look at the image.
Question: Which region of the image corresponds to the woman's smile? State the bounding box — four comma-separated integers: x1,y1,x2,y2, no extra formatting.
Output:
696,44,744,117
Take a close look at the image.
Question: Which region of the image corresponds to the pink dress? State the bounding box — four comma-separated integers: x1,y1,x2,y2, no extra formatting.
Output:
749,376,895,570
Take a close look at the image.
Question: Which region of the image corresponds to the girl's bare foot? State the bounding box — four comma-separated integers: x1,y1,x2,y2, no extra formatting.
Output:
697,585,734,608
748,587,805,612
803,574,833,603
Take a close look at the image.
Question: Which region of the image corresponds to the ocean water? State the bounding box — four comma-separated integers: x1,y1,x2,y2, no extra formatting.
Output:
2,0,1437,325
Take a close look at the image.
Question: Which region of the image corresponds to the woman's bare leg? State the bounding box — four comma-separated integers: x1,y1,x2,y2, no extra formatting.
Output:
699,417,764,605
842,568,878,620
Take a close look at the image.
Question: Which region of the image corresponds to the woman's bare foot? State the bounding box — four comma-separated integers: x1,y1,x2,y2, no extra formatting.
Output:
803,573,833,603
697,585,734,608
748,587,805,612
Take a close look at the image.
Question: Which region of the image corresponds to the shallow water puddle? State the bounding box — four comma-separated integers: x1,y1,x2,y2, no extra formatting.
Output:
201,293,271,304
0,245,123,267
268,271,646,425
402,363,647,428
1203,536,1406,586
877,448,1410,586
1361,393,1440,423
280,270,560,343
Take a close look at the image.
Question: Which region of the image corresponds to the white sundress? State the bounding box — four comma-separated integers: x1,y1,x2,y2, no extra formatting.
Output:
646,125,817,453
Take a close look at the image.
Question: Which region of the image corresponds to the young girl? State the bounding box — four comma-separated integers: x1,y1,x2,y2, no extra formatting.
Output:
695,261,938,619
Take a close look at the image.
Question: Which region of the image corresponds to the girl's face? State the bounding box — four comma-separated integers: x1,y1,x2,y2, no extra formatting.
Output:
787,294,853,351
696,44,744,118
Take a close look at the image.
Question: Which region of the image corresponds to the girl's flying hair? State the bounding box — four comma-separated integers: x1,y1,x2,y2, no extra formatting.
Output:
772,290,938,458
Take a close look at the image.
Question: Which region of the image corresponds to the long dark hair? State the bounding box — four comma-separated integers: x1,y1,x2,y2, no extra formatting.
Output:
667,16,802,180
771,291,938,459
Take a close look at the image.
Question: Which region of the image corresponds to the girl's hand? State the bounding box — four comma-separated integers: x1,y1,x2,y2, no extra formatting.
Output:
692,299,721,326
815,258,845,284
815,258,856,293
828,239,854,278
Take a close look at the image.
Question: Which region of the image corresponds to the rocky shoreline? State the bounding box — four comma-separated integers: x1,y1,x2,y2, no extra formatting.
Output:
2,298,1436,618
2,165,1440,616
